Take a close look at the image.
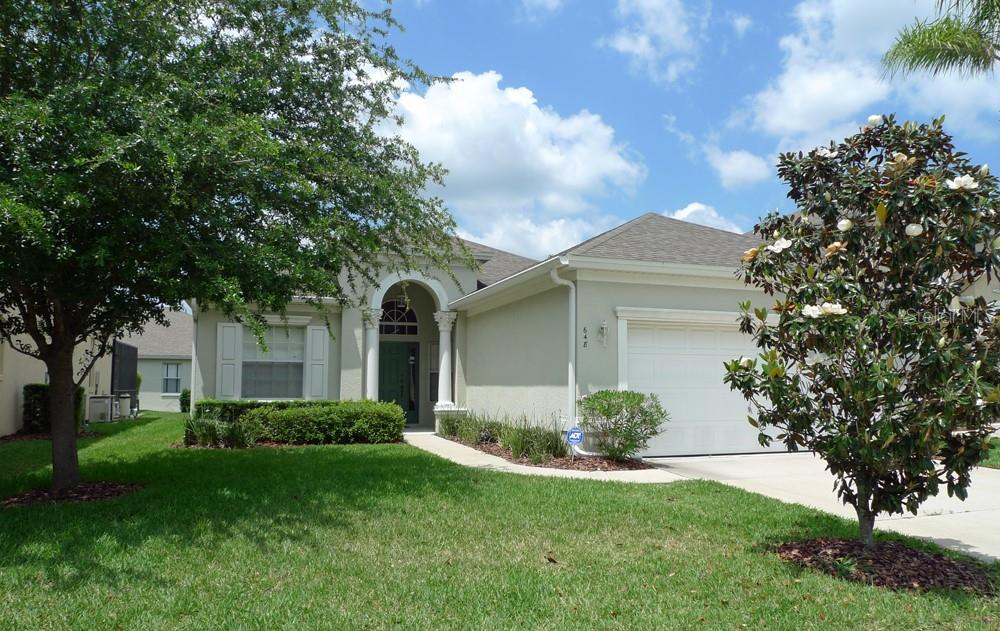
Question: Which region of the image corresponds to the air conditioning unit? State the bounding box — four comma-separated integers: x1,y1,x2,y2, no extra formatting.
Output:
87,395,114,423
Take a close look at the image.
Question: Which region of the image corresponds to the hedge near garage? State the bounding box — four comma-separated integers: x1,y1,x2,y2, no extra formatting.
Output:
186,400,405,448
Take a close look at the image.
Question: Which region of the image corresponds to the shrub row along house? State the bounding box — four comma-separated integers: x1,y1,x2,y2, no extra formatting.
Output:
192,213,780,457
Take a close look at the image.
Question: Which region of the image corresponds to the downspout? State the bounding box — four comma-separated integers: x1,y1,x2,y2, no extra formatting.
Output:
549,258,576,424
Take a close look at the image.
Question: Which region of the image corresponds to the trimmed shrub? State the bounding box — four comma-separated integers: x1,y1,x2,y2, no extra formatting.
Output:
193,399,332,423
22,384,86,433
179,389,191,413
188,399,405,447
578,389,668,461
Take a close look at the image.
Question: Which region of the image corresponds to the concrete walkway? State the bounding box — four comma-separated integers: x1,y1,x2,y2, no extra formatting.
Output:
404,432,685,484
647,452,1000,561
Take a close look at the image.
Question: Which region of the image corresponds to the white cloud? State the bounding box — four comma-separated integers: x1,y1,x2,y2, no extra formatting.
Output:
459,214,615,260
520,0,563,18
389,71,644,258
743,0,1000,150
601,0,704,84
666,203,743,233
392,71,644,218
728,12,753,37
703,145,771,188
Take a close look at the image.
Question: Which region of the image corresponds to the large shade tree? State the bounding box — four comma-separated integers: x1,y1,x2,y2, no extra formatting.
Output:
884,1,1000,76
0,0,460,489
725,115,1000,546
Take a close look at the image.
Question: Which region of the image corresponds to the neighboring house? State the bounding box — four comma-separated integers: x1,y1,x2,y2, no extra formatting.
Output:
121,310,193,412
191,213,780,457
0,336,112,436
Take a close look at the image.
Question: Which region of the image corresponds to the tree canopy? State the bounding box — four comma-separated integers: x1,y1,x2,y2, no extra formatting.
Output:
0,0,460,488
725,115,1000,545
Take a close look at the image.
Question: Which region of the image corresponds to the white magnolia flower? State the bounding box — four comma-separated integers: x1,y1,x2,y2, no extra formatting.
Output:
945,174,979,190
738,356,754,369
905,223,924,237
765,237,793,253
816,147,838,158
801,305,822,318
867,114,883,126
805,351,830,367
949,296,962,313
820,302,848,316
981,164,990,176
891,152,908,163
837,218,853,232
976,398,986,408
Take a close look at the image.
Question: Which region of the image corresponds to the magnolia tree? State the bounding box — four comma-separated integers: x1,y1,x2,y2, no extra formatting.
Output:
725,115,1000,546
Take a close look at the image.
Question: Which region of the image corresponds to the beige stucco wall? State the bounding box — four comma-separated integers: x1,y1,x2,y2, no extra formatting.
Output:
462,284,570,423
0,336,112,436
575,275,769,397
137,357,191,412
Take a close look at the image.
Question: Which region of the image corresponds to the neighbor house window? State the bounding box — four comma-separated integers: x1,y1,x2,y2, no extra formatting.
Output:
380,299,418,335
162,363,181,394
241,326,304,399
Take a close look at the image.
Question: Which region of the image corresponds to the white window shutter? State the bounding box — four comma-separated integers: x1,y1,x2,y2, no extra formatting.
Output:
304,326,329,399
216,322,242,400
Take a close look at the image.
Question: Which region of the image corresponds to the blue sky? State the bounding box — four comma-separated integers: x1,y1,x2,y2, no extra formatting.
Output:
380,0,1000,259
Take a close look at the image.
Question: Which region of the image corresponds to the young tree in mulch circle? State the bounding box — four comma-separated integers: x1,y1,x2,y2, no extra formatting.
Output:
0,0,462,490
725,114,1000,546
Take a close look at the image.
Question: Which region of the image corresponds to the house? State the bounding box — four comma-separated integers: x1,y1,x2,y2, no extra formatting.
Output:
121,310,193,412
190,213,781,457
0,336,112,436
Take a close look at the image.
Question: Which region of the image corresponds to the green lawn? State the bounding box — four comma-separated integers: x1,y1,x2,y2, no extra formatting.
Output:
1,413,997,630
984,439,1000,469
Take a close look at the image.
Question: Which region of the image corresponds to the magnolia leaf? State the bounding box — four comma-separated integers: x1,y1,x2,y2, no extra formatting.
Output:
992,235,1000,251
875,201,888,226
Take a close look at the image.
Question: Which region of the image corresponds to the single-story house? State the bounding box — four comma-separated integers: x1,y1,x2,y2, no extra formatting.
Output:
190,213,782,457
121,310,193,412
0,336,112,436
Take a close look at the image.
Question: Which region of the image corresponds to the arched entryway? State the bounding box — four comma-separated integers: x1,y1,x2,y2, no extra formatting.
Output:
362,272,457,426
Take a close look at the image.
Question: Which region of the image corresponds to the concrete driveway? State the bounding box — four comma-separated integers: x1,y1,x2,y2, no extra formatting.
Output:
646,452,1000,561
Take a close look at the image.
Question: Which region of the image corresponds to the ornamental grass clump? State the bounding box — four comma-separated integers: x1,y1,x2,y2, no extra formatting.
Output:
725,114,1000,546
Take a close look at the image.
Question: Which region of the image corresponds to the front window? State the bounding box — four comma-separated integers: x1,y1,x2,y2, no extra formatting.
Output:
162,363,181,394
241,326,304,399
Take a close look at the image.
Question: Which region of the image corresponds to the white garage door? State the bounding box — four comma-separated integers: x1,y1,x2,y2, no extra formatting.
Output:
627,323,783,457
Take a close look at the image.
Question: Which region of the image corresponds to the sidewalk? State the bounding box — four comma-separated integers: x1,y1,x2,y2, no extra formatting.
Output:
404,432,684,484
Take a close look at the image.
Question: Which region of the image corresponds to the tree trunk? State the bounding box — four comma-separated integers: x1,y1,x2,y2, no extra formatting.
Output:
47,348,80,490
856,506,876,547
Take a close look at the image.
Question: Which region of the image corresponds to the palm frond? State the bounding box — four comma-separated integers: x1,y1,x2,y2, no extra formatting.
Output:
883,17,998,76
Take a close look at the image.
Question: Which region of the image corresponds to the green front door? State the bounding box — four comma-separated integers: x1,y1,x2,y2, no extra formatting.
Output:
379,342,419,425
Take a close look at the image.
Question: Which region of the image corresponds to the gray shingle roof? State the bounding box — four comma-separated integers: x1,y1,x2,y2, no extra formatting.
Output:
562,212,758,268
460,239,538,286
121,309,193,358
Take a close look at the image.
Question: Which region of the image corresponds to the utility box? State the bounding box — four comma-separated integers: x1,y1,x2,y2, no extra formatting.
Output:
87,395,114,423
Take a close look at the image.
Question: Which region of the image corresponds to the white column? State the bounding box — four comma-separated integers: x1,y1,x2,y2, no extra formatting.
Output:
434,311,458,409
363,308,382,401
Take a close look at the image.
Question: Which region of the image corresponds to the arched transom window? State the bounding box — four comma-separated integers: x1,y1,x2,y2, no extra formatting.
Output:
380,299,418,335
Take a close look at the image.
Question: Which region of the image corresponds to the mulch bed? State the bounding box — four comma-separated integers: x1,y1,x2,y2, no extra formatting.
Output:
777,538,996,596
0,431,101,444
2,481,142,508
449,437,651,471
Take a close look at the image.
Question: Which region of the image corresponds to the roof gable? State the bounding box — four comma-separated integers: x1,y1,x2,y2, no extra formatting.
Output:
121,309,193,358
